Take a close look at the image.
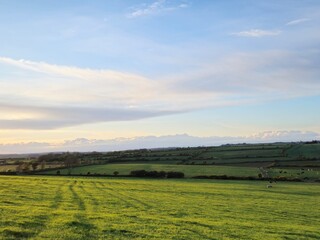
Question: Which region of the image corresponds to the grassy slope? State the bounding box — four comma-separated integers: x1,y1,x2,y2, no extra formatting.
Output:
0,176,319,240
42,163,320,180
42,164,261,177
97,143,319,166
287,144,320,158
269,168,320,180
2,143,320,181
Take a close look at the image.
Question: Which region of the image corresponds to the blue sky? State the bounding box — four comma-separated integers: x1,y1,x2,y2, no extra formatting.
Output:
0,0,320,152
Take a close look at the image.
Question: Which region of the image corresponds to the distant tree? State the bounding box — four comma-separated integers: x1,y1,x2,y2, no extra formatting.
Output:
167,171,185,178
63,153,80,175
40,160,46,170
16,163,23,173
113,171,119,176
130,170,167,178
22,162,31,172
14,160,20,165
56,170,61,175
159,171,166,178
130,170,147,177
31,162,39,171
258,173,262,178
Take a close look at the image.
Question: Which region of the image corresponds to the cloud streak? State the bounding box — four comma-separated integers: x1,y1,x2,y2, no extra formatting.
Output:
0,57,181,129
128,0,188,18
232,29,281,37
233,17,311,39
286,18,310,26
0,103,178,129
0,56,158,104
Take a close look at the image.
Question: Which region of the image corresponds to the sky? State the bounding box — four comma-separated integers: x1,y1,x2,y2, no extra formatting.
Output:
0,0,320,153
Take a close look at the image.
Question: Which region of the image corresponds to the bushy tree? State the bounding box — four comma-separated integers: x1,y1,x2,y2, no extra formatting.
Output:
167,171,184,178
31,162,39,171
130,170,147,177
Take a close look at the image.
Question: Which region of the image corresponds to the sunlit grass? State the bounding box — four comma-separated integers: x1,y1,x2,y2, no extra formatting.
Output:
0,176,319,239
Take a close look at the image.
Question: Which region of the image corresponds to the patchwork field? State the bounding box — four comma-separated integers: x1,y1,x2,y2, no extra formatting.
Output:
40,163,320,180
1,143,320,182
0,176,319,239
42,164,261,177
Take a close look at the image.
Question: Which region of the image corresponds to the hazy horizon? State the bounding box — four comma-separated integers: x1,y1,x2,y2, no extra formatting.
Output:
0,130,319,154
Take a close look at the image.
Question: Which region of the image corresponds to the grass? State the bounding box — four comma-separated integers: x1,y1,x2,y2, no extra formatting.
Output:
287,144,320,158
41,163,320,180
269,168,320,180
0,176,319,239
42,164,261,177
0,165,17,172
0,163,64,173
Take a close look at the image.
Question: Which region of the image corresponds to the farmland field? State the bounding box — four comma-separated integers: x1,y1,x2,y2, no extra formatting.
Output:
269,168,320,180
0,165,17,172
41,163,320,180
2,143,320,181
42,164,261,177
0,176,319,239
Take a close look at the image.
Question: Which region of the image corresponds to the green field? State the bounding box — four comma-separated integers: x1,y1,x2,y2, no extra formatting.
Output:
269,168,320,180
41,163,320,180
287,144,320,158
2,143,320,182
43,164,261,177
0,176,319,239
0,165,17,172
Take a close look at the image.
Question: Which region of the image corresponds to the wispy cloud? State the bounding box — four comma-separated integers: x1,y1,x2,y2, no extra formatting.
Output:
0,56,161,107
232,29,281,37
0,56,182,129
128,0,188,18
0,49,319,130
166,50,320,97
0,103,178,130
233,16,311,38
0,131,319,154
286,18,310,26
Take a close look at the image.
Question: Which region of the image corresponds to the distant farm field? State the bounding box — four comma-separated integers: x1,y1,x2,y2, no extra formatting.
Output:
41,163,320,180
0,165,16,172
42,164,261,177
0,176,319,239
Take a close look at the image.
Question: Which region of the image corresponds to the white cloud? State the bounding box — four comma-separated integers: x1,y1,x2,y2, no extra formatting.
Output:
0,131,319,154
232,29,281,37
166,50,320,98
0,57,182,129
128,0,188,18
249,131,319,141
0,103,178,129
178,3,188,8
0,56,163,108
0,49,319,130
286,18,310,26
